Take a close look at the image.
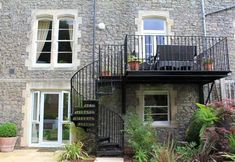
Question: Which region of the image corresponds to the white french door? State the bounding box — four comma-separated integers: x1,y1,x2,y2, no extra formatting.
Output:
30,91,70,147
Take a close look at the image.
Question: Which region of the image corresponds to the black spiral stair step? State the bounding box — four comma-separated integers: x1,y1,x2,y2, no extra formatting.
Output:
72,114,96,117
96,149,123,157
98,142,120,149
74,107,97,112
96,92,114,95
97,136,110,143
83,100,99,105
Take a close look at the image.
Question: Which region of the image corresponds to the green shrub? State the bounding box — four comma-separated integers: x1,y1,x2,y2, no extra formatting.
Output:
185,103,219,145
0,122,17,137
58,142,90,161
227,134,235,153
176,142,198,161
124,112,157,161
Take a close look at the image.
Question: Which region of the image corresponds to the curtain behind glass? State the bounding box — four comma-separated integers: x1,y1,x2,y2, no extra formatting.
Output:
37,20,50,61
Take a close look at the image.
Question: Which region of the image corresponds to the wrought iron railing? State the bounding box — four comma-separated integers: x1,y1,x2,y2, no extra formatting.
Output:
98,106,124,149
98,45,125,77
125,35,229,72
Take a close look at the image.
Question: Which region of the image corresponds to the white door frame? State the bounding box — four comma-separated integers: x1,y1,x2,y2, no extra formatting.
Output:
29,91,70,147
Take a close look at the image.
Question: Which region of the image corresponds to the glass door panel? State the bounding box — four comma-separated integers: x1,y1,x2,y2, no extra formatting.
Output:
42,94,59,142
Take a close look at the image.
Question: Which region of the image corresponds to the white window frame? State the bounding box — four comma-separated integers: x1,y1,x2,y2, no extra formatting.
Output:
143,91,170,127
28,10,80,70
142,18,167,59
54,17,75,68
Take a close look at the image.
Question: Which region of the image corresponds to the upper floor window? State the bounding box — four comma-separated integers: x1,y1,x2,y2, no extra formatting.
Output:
143,18,166,33
26,10,81,70
142,18,167,60
36,17,74,66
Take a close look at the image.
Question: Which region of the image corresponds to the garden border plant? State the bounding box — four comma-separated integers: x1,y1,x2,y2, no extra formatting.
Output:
0,122,17,152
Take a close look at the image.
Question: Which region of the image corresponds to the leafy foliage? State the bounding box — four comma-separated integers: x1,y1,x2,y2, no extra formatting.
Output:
124,112,157,161
58,142,90,161
222,152,235,161
185,103,219,145
227,134,235,153
0,122,17,137
150,138,176,162
175,142,198,162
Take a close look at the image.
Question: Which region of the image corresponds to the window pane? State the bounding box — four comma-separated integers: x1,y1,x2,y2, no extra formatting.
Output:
147,107,168,114
152,115,168,121
43,94,59,142
59,30,73,40
63,93,69,120
145,94,168,106
33,93,39,121
58,52,72,63
59,20,73,29
145,36,153,58
38,20,52,29
36,39,52,63
144,19,165,30
58,42,72,52
37,42,51,52
31,123,39,143
156,36,165,45
62,124,70,144
37,30,52,40
36,53,51,63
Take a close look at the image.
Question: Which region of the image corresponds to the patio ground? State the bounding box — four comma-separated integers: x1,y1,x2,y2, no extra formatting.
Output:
0,148,124,162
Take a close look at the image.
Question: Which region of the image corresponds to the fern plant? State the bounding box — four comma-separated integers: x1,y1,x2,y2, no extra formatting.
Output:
185,103,219,145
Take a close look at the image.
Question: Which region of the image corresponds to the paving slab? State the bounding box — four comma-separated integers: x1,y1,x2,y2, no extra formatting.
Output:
0,149,124,162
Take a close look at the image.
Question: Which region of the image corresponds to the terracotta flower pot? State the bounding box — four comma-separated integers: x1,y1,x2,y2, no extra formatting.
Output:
101,71,111,76
128,61,140,71
204,63,213,71
0,137,17,152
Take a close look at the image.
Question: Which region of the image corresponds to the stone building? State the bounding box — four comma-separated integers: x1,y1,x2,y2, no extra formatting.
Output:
0,0,234,155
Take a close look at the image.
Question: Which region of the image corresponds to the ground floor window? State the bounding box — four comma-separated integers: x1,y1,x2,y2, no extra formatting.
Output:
30,91,70,147
144,91,170,126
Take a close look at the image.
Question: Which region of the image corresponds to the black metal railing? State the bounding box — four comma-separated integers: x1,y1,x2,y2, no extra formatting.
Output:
99,45,125,77
125,35,229,72
98,106,124,149
71,60,99,113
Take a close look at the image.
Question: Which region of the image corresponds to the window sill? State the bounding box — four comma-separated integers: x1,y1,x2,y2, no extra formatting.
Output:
151,121,177,128
29,64,78,70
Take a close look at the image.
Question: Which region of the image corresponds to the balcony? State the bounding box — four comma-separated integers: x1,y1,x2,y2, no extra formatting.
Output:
124,35,230,83
98,35,230,84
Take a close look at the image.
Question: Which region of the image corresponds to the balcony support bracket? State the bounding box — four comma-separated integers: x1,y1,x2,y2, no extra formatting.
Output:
205,82,215,105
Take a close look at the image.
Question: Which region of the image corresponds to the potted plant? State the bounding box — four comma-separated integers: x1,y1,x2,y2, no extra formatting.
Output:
101,67,111,76
203,58,214,71
0,122,17,152
128,51,141,71
58,142,95,162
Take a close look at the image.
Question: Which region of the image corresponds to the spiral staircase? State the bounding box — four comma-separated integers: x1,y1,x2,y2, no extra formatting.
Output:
70,44,125,156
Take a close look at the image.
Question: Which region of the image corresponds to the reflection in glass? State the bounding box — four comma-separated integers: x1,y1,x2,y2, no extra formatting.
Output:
43,94,59,142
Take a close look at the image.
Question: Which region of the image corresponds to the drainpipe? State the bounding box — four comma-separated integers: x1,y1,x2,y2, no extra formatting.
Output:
201,0,206,36
200,0,206,104
92,0,96,63
92,0,96,77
